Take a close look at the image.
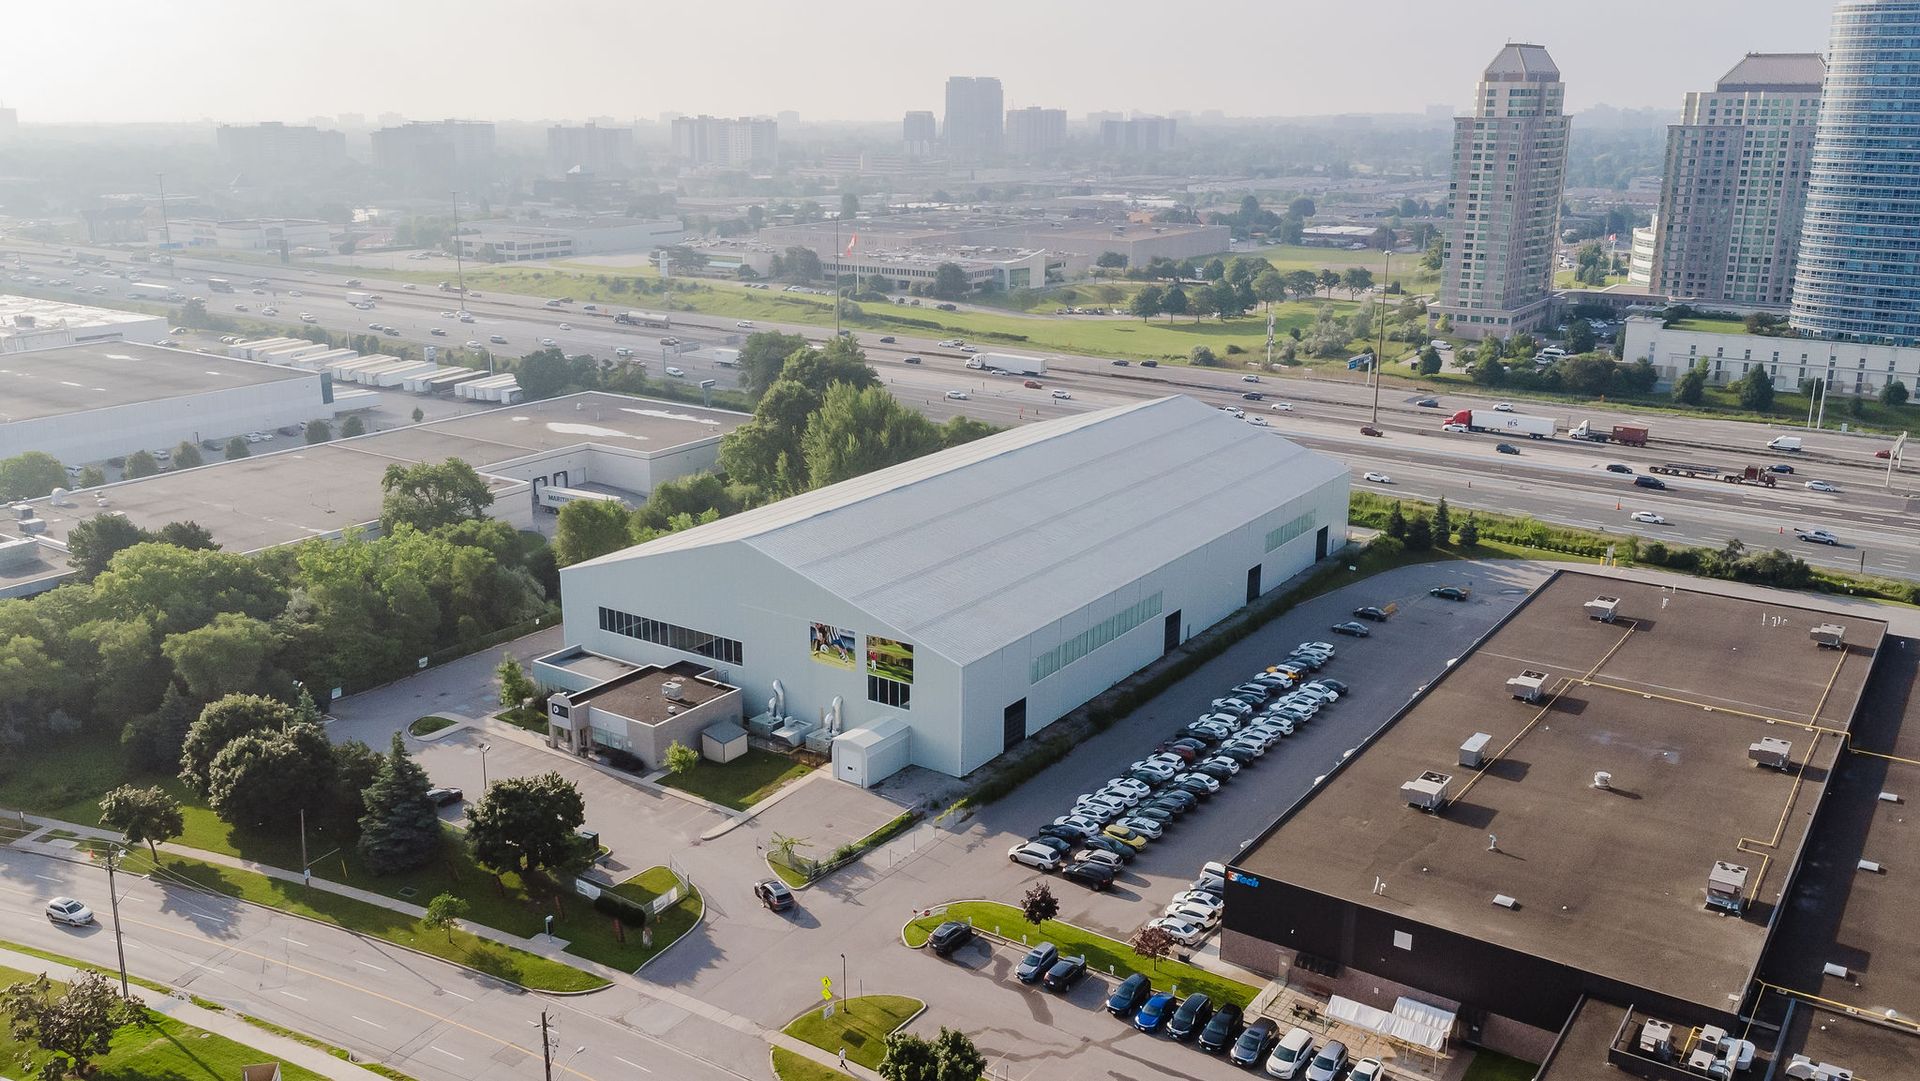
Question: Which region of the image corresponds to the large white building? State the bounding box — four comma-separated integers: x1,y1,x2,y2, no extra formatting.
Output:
1622,313,1920,397
453,217,684,262
551,396,1350,784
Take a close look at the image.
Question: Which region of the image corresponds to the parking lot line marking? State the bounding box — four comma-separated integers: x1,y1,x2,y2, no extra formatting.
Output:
355,960,387,972
278,990,307,1001
431,1046,464,1061
614,1056,651,1073
439,989,473,1002
281,937,308,947
352,1016,386,1030
185,959,225,974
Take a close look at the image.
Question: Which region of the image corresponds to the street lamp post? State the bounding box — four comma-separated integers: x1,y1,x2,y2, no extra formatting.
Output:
478,742,491,791
1370,251,1390,426
450,191,468,315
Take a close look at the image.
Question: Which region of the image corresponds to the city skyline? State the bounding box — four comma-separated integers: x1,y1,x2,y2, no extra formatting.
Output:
4,0,1830,126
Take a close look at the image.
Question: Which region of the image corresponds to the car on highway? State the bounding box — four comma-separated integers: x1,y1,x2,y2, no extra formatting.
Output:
1270,401,1294,412
1359,425,1384,437
666,366,686,378
1015,942,1058,984
1415,397,1440,408
299,312,315,322
1363,471,1391,484
1330,620,1372,637
902,355,922,364
558,322,572,330
1770,463,1796,474
736,320,755,328
1352,605,1389,621
1248,416,1270,427
1496,442,1520,454
1242,374,1261,383
1494,401,1514,411
928,921,973,957
1023,380,1043,389
753,880,795,912
1606,463,1633,474
1441,422,1468,433
1008,841,1064,870
466,340,482,349
1221,406,1245,418
288,289,303,297
429,327,446,336
1430,585,1470,601
1800,529,1841,546
1634,476,1667,490
1134,992,1177,1033
945,390,970,400
1047,389,1071,401
1043,955,1087,992
426,787,464,807
1806,480,1840,493
959,345,979,353
490,334,509,344
1630,511,1666,524
1242,391,1263,401
540,337,557,346
441,310,456,318
878,336,896,343
45,897,95,927
1107,973,1152,1017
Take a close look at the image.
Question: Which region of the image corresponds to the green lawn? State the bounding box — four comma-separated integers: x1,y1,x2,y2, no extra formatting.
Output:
904,902,1259,1008
783,994,923,1070
128,850,607,992
0,962,332,1081
658,748,814,810
772,1046,847,1081
408,715,457,737
1235,243,1441,292
1462,1049,1541,1081
1668,316,1750,334
495,706,547,734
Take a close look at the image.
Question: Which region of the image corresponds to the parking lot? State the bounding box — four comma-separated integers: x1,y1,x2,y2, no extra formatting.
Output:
968,558,1552,949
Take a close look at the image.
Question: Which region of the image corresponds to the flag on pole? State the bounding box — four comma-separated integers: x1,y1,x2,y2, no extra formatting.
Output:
844,233,859,257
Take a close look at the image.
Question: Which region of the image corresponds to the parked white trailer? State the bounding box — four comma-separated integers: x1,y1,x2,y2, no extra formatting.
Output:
967,352,1048,376
711,348,741,368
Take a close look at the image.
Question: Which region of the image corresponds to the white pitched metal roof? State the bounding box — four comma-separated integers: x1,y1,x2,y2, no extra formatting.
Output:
1716,53,1826,93
580,395,1348,664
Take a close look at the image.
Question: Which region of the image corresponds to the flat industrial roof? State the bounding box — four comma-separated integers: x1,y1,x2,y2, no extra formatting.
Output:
8,392,746,586
573,665,733,725
1236,572,1884,1015
0,292,165,332
0,341,313,423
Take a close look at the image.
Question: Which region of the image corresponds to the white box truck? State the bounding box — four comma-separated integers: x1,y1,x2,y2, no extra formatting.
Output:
1768,435,1803,452
712,348,740,367
967,352,1048,376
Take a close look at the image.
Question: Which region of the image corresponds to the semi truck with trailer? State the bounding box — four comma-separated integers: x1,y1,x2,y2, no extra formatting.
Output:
614,311,672,329
1570,420,1649,446
1443,409,1555,440
967,352,1048,376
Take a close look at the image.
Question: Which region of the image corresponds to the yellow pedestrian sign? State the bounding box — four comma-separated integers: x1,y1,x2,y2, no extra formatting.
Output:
821,977,834,1001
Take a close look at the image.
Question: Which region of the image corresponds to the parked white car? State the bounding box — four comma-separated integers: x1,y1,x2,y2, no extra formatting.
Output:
1147,916,1207,946
1008,842,1063,871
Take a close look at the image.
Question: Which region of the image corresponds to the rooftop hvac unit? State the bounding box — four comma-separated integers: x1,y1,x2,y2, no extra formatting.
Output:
1706,860,1749,915
1786,1057,1855,1081
1592,771,1612,790
1507,670,1549,704
1459,732,1493,769
661,680,685,702
1637,1017,1674,1059
1584,596,1621,623
17,518,46,535
1810,623,1846,650
10,503,30,521
1401,770,1452,811
48,487,72,506
1749,736,1793,770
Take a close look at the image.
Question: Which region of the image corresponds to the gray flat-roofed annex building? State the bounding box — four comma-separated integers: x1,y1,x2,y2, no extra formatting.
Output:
554,395,1350,782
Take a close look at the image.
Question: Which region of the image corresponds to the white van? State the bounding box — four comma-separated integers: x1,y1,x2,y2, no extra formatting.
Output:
1768,435,1803,452
1266,1027,1315,1078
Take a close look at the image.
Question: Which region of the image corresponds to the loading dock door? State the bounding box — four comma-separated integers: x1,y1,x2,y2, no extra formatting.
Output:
1164,611,1182,654
1315,526,1329,560
1003,699,1027,753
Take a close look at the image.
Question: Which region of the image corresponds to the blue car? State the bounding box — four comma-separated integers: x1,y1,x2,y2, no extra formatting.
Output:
1134,991,1177,1032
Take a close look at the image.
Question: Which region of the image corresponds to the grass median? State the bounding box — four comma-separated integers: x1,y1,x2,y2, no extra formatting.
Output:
0,961,332,1081
657,748,815,810
772,1046,846,1081
904,901,1257,1008
130,850,608,993
783,994,923,1069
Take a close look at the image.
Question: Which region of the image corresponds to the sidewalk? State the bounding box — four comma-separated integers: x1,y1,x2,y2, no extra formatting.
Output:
0,945,390,1081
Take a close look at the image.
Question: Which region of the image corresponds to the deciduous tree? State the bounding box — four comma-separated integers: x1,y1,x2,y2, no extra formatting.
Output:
225,436,250,460
467,771,585,876
802,383,944,489
179,693,298,793
0,452,67,500
206,721,335,826
98,784,183,860
380,459,493,534
1,970,142,1081
665,741,699,775
423,892,471,941
553,498,633,567
305,419,333,444
1020,882,1059,926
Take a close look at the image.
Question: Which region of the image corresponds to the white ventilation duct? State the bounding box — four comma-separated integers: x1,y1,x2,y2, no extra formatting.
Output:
830,695,844,734
772,679,786,719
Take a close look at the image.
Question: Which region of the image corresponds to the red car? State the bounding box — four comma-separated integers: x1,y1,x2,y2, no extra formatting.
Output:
1876,449,1893,459
1024,379,1043,389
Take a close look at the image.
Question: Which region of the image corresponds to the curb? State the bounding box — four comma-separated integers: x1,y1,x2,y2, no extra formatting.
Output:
629,881,705,975
136,868,612,997
779,995,927,1035
406,716,469,742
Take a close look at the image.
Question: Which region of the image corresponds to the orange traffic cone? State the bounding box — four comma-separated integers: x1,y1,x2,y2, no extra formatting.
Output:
1615,501,1621,510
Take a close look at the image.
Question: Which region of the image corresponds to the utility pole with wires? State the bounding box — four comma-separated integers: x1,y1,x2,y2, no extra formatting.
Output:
100,846,130,998
539,1008,555,1081
450,190,468,315
154,173,174,277
1370,251,1391,426
833,214,843,337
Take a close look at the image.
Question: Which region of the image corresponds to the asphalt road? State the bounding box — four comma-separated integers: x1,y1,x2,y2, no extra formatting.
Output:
8,242,1910,575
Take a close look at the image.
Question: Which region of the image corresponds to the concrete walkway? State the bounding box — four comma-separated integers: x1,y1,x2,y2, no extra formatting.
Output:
0,945,391,1081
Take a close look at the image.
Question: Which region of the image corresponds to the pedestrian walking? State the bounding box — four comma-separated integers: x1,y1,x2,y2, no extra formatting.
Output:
838,1047,848,1070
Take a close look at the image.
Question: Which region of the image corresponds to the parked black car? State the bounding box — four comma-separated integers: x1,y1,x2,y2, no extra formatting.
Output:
1166,993,1214,1040
1352,606,1389,621
928,921,974,957
1060,861,1117,891
1198,1003,1244,1053
426,787,463,807
1106,973,1152,1017
1081,835,1140,861
1042,955,1087,991
753,880,795,912
1038,822,1094,844
1429,585,1470,601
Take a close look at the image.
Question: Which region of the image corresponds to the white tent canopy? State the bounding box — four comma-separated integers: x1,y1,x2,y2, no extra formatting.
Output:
1324,995,1458,1053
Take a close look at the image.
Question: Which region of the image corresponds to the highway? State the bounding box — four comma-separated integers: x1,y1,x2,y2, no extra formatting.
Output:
7,242,1916,577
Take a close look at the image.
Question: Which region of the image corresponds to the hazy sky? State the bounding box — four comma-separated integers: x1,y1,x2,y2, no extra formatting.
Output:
5,1,1834,125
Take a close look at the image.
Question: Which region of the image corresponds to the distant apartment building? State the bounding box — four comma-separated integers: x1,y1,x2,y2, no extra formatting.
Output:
1005,107,1067,156
1793,0,1920,344
1650,53,1824,310
370,119,496,189
902,111,937,157
156,218,332,252
547,122,635,177
1100,116,1178,152
943,76,1004,154
0,105,17,138
453,217,684,263
216,122,348,177
671,115,778,167
1435,44,1570,340
1629,212,1658,287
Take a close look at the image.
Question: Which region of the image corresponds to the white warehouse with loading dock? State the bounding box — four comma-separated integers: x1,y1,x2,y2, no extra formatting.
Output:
544,395,1350,784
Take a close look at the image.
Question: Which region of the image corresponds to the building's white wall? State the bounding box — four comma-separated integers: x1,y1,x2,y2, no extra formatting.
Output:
953,479,1348,775
559,473,1350,780
1623,315,1920,397
0,373,332,463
